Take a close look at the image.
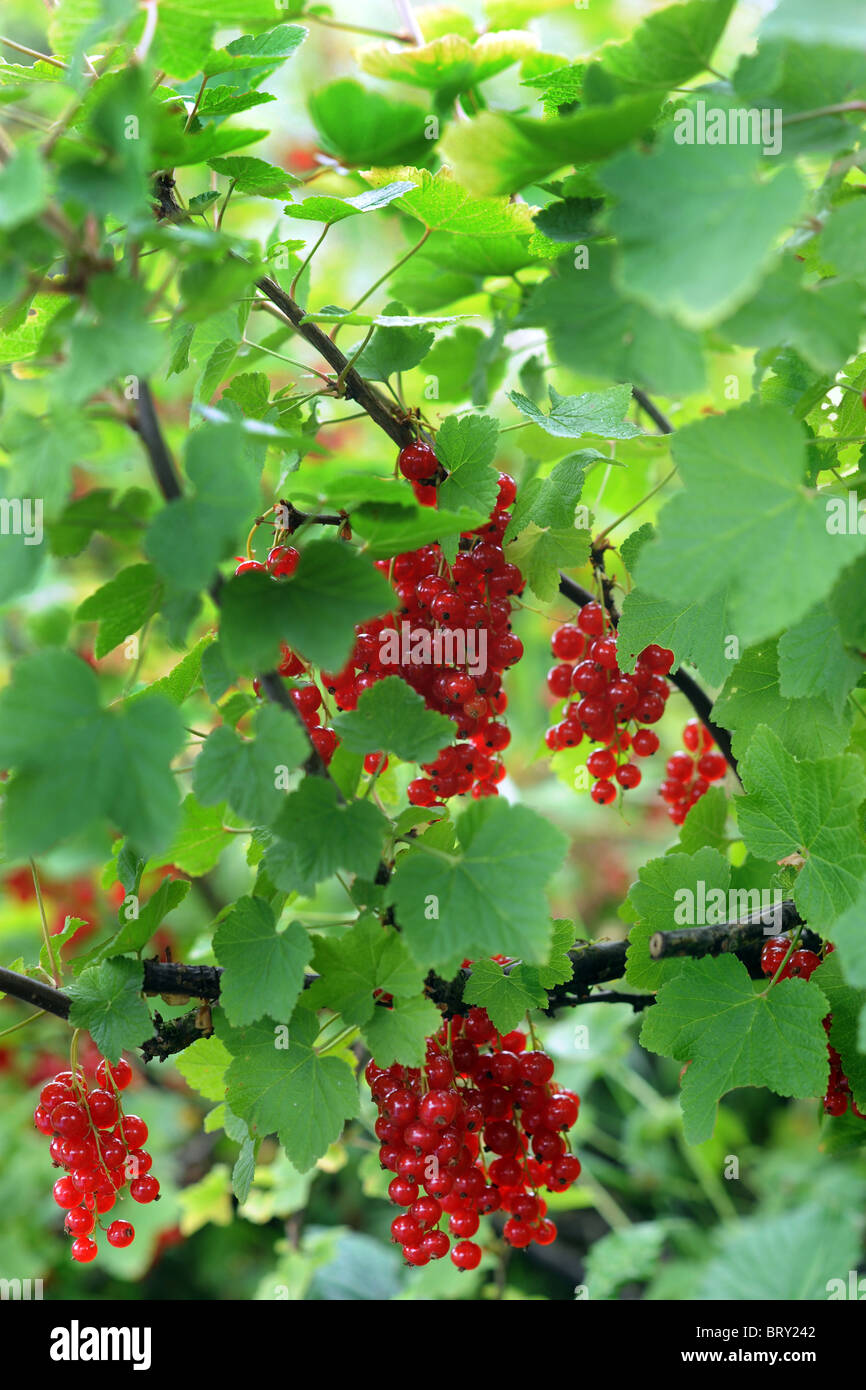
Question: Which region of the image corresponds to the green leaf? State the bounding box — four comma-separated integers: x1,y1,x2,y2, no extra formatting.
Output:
76,564,163,659
736,726,866,924
777,604,864,714
362,995,443,1068
584,1222,670,1301
358,29,538,95
720,259,865,375
438,94,661,196
147,794,228,877
699,1204,862,1301
126,634,214,708
0,141,48,229
462,958,549,1032
214,897,312,1027
712,641,851,761
173,1035,232,1103
517,248,705,397
508,384,641,440
84,878,191,967
821,201,866,278
761,0,865,48
41,918,87,976
504,452,594,600
221,1008,359,1172
387,799,567,974
67,957,153,1064
635,404,866,645
307,915,425,1026
332,678,454,764
49,486,153,558
673,786,731,857
364,164,537,245
208,155,298,198
351,299,435,381
283,181,416,225
591,0,736,93
145,422,261,592
192,704,308,825
600,132,806,329
202,22,307,76
308,80,431,167
264,778,387,896
625,848,731,991
640,955,829,1143
0,651,184,858
617,585,731,686
54,276,164,405
218,540,394,674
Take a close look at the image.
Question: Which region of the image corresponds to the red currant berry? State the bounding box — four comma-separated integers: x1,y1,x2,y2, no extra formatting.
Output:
129,1175,160,1204
106,1220,135,1248
70,1237,98,1264
267,545,300,578
451,1240,482,1271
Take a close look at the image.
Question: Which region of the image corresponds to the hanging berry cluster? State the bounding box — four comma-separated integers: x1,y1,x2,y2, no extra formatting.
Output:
241,440,527,804
545,602,674,804
368,1006,580,1270
33,1054,160,1263
659,719,727,825
759,940,865,1120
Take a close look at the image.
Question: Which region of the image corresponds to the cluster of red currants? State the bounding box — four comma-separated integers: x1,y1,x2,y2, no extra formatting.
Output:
247,440,527,804
545,603,675,804
33,1054,159,1263
368,1006,580,1271
658,720,728,825
760,938,864,1119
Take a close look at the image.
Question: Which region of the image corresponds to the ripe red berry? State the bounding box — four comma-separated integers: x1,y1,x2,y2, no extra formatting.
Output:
70,1237,98,1264
590,778,617,805
87,1090,119,1129
51,1102,89,1140
129,1175,160,1204
96,1057,133,1091
615,763,641,789
267,545,300,578
234,558,266,576
121,1115,148,1149
65,1206,96,1236
398,441,438,482
631,729,659,757
551,624,584,661
451,1240,482,1271
577,602,605,636
106,1220,135,1248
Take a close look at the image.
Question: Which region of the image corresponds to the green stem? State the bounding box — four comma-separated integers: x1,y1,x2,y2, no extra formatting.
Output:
596,466,678,541
290,224,330,302
31,860,60,987
215,179,236,231
335,324,376,394
307,14,413,41
0,1010,47,1039
339,225,431,326
783,101,866,126
316,1023,360,1057
184,74,209,132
